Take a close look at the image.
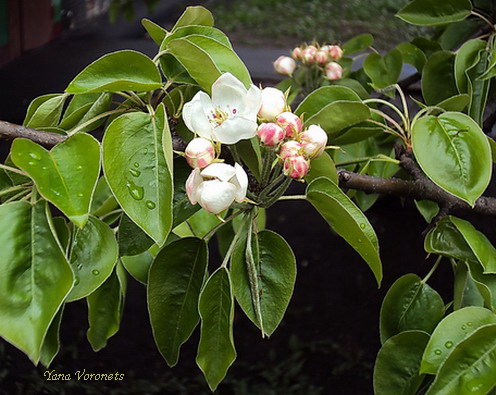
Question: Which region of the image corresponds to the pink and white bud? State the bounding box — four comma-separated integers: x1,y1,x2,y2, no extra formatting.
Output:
328,45,344,60
283,155,309,179
292,47,303,60
300,125,328,158
185,137,216,169
276,112,303,138
315,50,328,66
279,140,302,160
257,123,285,147
325,62,343,81
258,87,286,121
274,56,297,76
302,45,317,64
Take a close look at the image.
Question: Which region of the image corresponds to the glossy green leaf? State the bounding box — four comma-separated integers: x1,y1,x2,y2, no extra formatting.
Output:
196,267,236,391
11,133,100,227
397,0,472,26
24,94,61,126
231,230,296,337
411,37,442,58
306,177,382,285
453,262,484,310
380,274,444,343
305,152,338,184
421,307,496,375
118,214,154,257
342,33,374,55
363,49,403,89
167,35,251,93
467,260,496,310
39,306,64,368
172,6,214,30
422,51,458,105
0,201,73,363
141,18,167,45
25,94,67,130
90,177,118,217
412,112,491,206
440,20,481,51
374,330,430,395
163,25,232,49
436,94,470,112
397,42,427,72
148,238,208,367
69,92,112,133
103,106,173,245
414,200,439,223
67,216,118,302
488,137,496,163
426,324,496,394
86,265,126,351
295,86,361,119
66,50,162,94
121,251,153,285
455,40,485,94
236,137,262,181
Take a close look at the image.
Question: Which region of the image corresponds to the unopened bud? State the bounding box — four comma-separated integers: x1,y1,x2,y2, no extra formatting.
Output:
302,45,317,64
185,137,216,169
292,47,303,60
276,112,303,138
325,62,343,81
274,56,297,76
279,140,302,160
257,123,285,147
328,45,344,60
315,50,328,66
258,87,286,121
300,125,328,158
283,155,309,179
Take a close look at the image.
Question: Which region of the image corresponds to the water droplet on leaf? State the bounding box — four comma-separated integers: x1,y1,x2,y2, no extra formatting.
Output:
461,325,467,330
92,269,100,275
146,200,156,209
467,322,473,326
134,162,140,168
445,341,453,349
29,152,41,160
74,276,80,285
434,349,442,355
360,223,366,229
76,165,83,170
126,180,144,200
129,168,141,177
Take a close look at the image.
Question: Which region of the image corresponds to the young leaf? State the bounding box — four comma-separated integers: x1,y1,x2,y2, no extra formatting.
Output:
374,331,430,395
363,49,403,89
66,50,162,94
426,324,496,394
11,133,100,228
148,238,208,367
24,94,67,130
421,51,458,105
172,6,214,30
380,274,444,343
0,201,73,364
305,152,338,184
141,18,167,45
295,86,362,119
102,106,173,245
421,306,496,375
67,216,119,302
306,177,382,285
196,267,236,391
231,230,297,337
397,0,472,26
412,112,492,206
342,33,374,55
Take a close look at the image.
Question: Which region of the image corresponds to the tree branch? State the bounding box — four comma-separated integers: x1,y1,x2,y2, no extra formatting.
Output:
0,120,66,147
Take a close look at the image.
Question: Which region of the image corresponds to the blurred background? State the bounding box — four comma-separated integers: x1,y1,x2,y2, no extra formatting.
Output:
0,1,467,394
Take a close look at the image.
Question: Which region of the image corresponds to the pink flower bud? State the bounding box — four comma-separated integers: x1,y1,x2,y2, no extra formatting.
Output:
283,155,309,179
325,62,343,81
300,125,328,158
292,47,303,60
185,137,216,169
328,45,344,60
258,87,286,121
274,56,297,76
279,140,302,160
257,123,285,147
315,50,328,66
276,112,303,138
302,45,317,64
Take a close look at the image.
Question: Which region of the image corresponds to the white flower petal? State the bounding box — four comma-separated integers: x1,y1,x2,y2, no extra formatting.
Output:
243,85,262,119
232,163,248,202
211,73,247,109
198,179,236,214
201,162,237,182
185,168,203,204
183,91,214,139
213,117,258,145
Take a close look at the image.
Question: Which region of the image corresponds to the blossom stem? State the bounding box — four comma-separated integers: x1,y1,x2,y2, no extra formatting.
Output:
422,256,442,284
0,163,28,177
4,189,30,203
0,184,31,197
277,195,307,201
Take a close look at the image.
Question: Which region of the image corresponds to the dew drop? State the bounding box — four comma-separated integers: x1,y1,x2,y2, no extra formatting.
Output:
74,276,80,285
434,349,442,355
143,148,149,155
126,180,144,200
76,263,82,271
42,166,48,170
134,162,140,168
29,152,41,160
357,238,363,243
76,165,83,170
92,269,100,276
53,191,61,196
360,223,366,229
28,161,35,166
146,200,156,209
445,341,454,349
77,193,83,197
461,325,467,330
129,168,141,177
467,322,473,327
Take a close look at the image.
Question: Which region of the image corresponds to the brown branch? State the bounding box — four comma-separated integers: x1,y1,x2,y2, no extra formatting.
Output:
0,120,66,147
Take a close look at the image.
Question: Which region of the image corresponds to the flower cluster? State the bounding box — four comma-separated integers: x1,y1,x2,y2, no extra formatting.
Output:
274,43,344,81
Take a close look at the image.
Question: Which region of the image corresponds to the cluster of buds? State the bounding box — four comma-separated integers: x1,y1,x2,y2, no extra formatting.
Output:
274,43,344,81
256,87,328,180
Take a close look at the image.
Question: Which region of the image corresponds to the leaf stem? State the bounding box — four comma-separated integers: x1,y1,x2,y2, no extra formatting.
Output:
68,108,127,136
335,154,400,166
4,189,30,203
0,184,31,197
471,11,495,31
363,98,408,127
277,195,307,201
422,255,442,284
0,163,28,177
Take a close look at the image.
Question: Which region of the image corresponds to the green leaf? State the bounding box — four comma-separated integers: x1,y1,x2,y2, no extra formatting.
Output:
374,330,430,395
118,214,154,257
305,152,338,184
196,267,236,391
415,200,440,223
380,274,445,344
397,42,427,72
25,94,67,130
67,216,118,302
440,19,481,51
90,177,118,217
148,237,208,367
236,137,262,180
121,251,153,285
422,51,458,105
436,94,470,112
167,35,251,93
456,40,486,93
66,50,162,94
0,201,73,363
467,260,496,310
59,93,100,130
68,92,112,133
11,133,100,228
412,112,492,206
40,306,65,368
86,266,126,351
231,230,296,337
421,306,496,375
172,6,214,31
397,0,472,26
488,136,496,163
141,18,167,45
426,324,496,394
342,33,374,55
52,217,71,253
306,177,382,285
295,86,362,119
363,49,403,89
163,25,232,49
453,261,484,310
24,94,61,126
103,107,173,245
